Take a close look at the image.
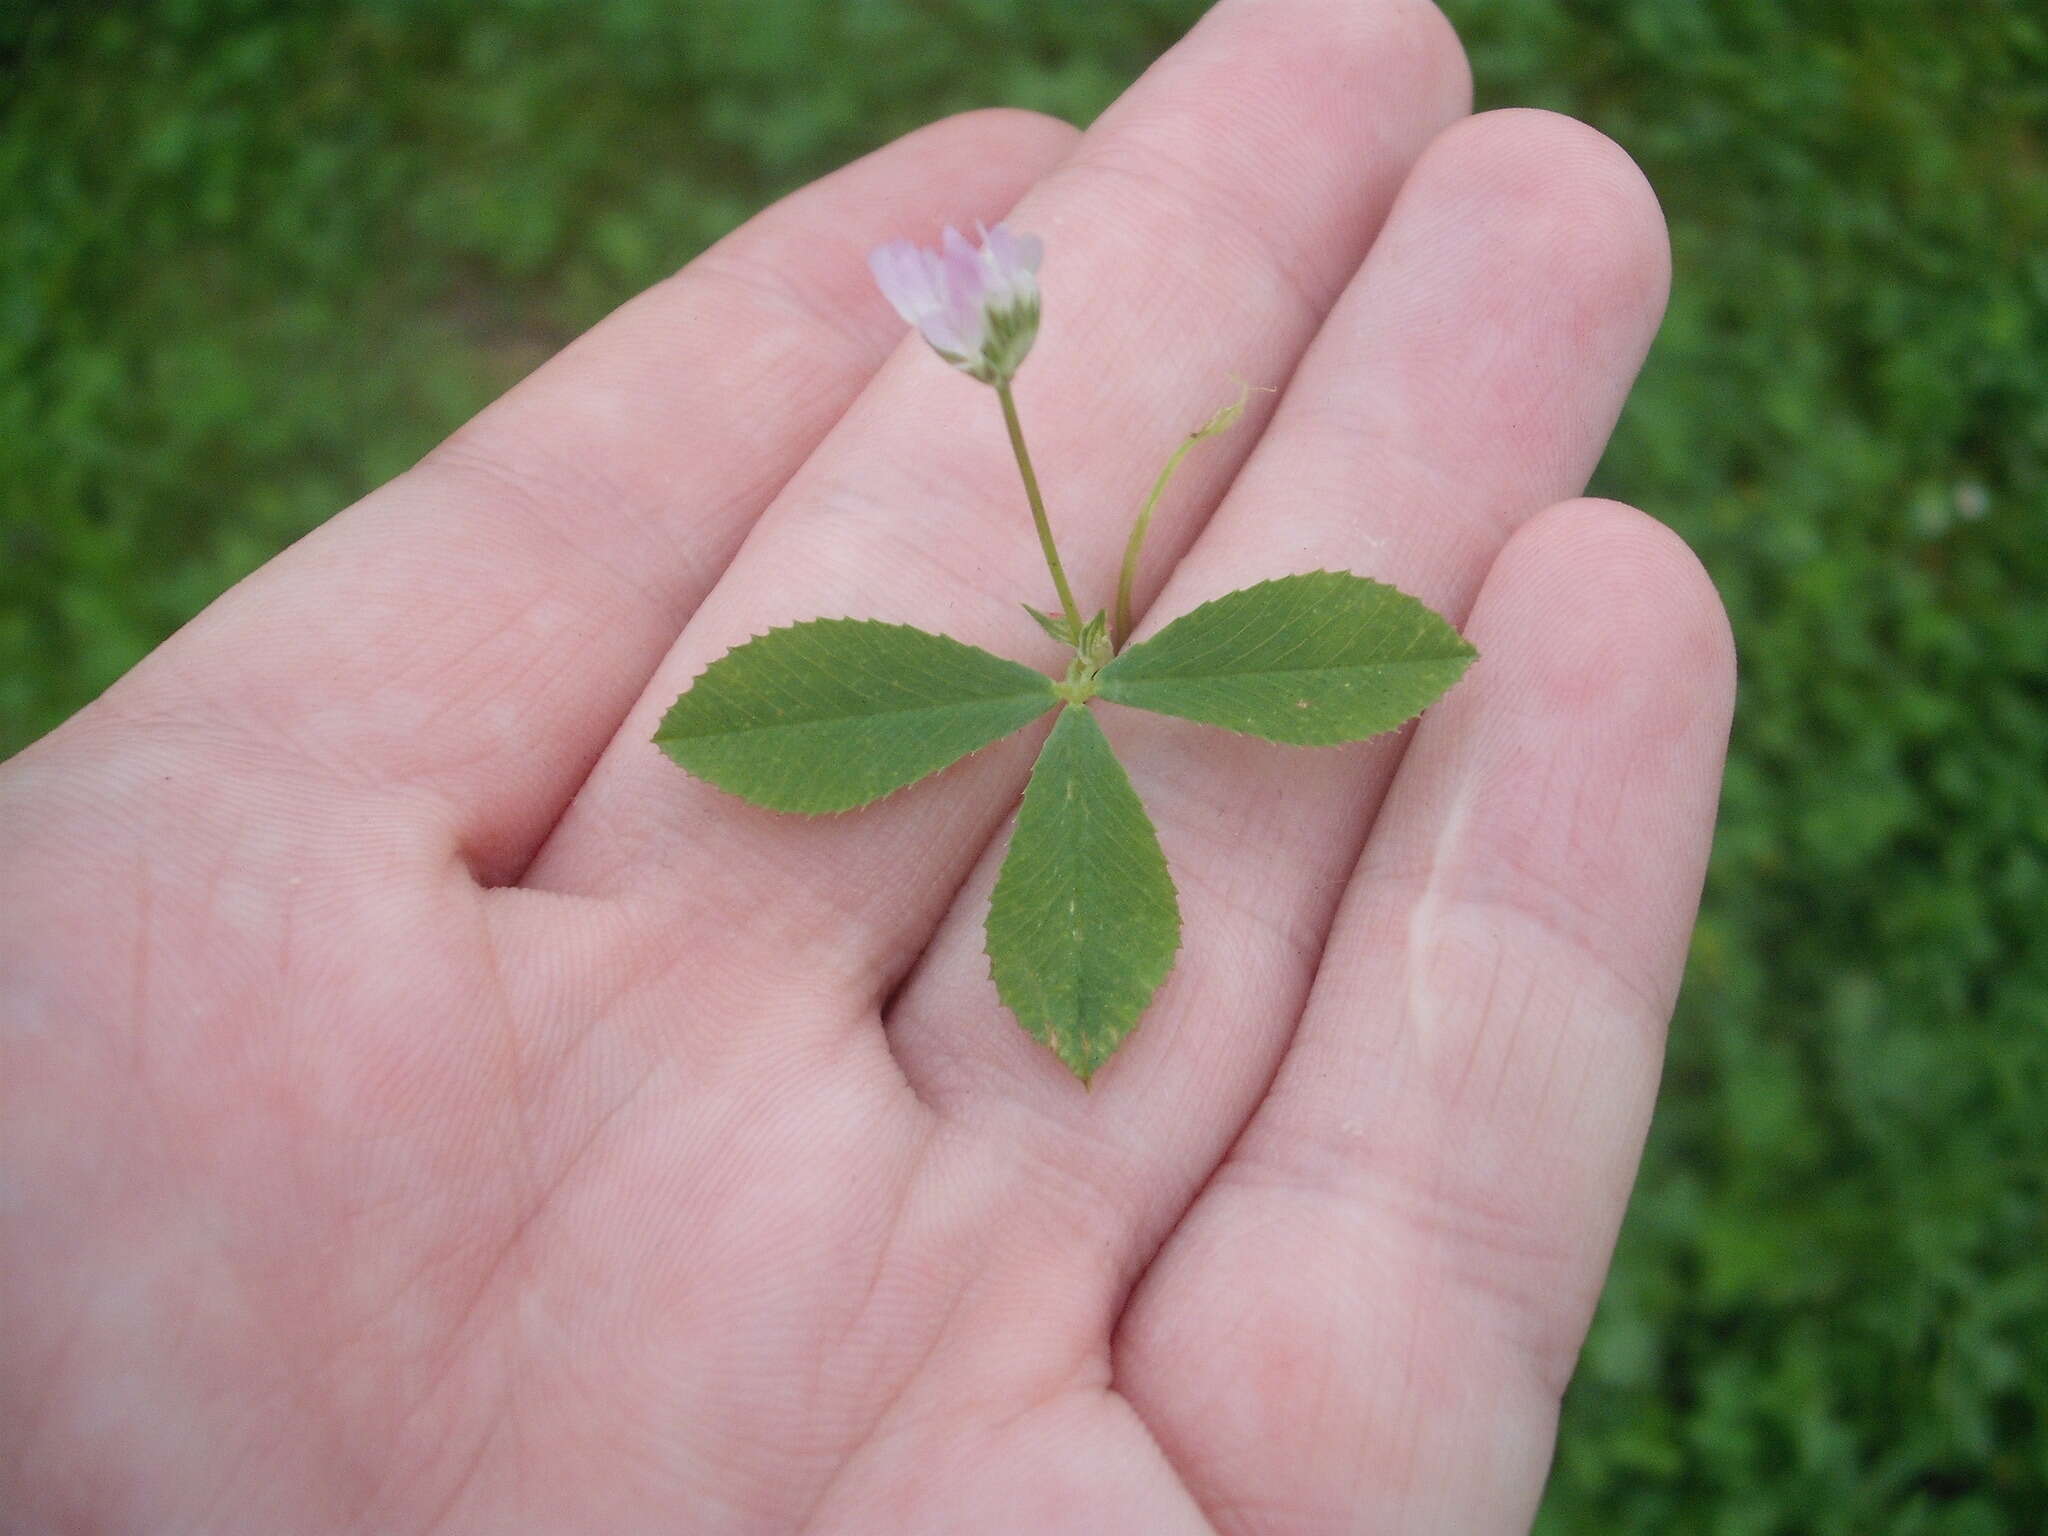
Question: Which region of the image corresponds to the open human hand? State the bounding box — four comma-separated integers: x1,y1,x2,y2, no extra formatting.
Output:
0,3,1732,1531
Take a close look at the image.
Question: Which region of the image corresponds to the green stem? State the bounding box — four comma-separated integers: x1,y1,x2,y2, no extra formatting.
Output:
996,381,1082,633
1113,382,1257,650
1115,434,1200,652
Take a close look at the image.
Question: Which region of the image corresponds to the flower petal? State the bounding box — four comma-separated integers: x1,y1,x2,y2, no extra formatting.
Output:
867,240,936,327
868,222,1042,380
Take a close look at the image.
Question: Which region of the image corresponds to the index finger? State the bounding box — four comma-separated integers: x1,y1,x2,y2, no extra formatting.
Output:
66,110,1077,884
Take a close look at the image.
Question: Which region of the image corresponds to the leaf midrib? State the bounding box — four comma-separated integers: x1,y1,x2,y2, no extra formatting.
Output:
659,686,1054,743
1105,654,1467,688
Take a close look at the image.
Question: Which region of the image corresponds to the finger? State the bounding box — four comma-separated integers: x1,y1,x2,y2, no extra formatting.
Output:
529,0,1471,977
884,112,1668,1222
81,110,1076,884
1118,499,1736,1532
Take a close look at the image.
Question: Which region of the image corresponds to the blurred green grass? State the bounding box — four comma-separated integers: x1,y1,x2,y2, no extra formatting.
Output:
4,0,2044,1527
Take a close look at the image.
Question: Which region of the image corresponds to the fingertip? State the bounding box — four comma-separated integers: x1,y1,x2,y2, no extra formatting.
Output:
1479,497,1733,743
1204,0,1472,124
1408,107,1672,346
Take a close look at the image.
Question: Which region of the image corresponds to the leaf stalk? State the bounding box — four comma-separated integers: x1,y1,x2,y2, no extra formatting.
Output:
1112,382,1258,651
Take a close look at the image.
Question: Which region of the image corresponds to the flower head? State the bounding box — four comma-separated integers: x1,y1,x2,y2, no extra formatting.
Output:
868,221,1043,386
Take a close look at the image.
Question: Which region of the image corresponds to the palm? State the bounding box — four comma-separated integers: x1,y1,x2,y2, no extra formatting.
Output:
1,3,1732,1532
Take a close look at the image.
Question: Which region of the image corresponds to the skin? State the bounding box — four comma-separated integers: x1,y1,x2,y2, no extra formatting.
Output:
0,2,1734,1531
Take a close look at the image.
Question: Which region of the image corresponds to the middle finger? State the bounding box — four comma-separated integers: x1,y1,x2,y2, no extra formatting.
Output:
526,0,1471,1016
886,108,1671,1298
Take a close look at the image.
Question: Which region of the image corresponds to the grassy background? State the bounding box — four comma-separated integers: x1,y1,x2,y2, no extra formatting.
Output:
5,0,2044,1527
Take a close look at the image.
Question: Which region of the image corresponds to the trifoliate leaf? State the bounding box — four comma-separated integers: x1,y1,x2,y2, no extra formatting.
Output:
1097,571,1475,745
656,618,1058,813
986,705,1180,1082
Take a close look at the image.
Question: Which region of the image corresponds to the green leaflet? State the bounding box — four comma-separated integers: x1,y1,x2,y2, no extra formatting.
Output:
1097,570,1476,745
655,618,1058,814
986,704,1181,1083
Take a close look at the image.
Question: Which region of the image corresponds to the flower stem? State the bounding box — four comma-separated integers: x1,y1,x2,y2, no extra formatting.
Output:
996,381,1082,634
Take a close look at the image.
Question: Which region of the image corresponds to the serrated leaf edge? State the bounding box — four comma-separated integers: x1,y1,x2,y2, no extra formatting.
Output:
1096,569,1477,746
655,617,1058,738
654,616,1060,815
982,704,1183,1085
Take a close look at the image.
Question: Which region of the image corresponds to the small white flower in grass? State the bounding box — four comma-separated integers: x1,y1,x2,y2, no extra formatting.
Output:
869,221,1043,386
